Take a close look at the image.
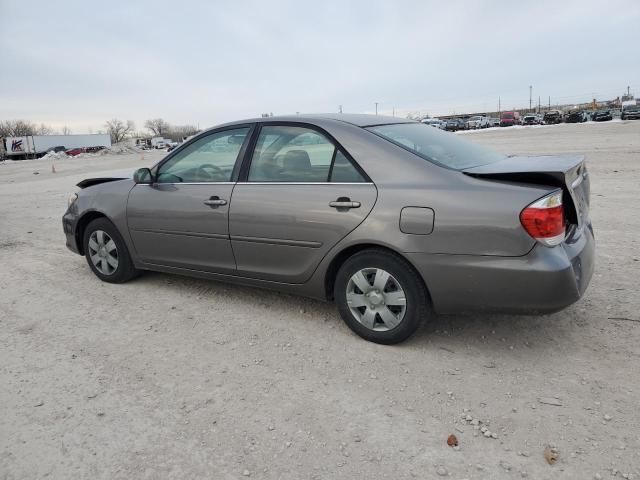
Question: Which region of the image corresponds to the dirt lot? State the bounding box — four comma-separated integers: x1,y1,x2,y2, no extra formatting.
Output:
1,121,639,479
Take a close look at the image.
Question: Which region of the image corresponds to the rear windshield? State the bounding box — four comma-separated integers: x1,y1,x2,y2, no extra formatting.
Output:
367,123,505,170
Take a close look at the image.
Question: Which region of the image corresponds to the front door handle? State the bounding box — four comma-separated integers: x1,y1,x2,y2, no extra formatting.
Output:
329,197,361,209
204,196,227,207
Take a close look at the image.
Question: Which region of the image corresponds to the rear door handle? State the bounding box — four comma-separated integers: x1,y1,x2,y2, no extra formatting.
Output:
329,198,361,209
204,196,227,207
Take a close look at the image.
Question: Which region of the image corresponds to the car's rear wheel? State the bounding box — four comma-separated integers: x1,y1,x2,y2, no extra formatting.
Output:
83,218,139,283
334,249,430,344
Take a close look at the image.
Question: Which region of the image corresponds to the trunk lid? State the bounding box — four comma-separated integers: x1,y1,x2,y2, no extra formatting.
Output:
463,155,590,237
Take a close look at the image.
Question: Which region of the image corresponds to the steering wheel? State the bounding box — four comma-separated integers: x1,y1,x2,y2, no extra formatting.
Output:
197,163,224,181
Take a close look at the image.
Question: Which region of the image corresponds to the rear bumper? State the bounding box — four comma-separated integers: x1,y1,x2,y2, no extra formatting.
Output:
408,223,595,314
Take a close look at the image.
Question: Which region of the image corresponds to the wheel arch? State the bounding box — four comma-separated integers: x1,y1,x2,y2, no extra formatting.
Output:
75,210,108,254
323,243,432,303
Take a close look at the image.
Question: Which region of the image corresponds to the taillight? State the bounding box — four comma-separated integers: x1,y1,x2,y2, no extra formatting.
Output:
520,191,565,247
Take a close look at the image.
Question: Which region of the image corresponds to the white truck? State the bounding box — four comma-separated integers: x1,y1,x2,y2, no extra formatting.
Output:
2,134,111,159
151,137,174,149
466,115,490,129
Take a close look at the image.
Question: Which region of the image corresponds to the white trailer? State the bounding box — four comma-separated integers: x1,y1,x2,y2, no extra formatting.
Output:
3,134,111,159
151,136,172,149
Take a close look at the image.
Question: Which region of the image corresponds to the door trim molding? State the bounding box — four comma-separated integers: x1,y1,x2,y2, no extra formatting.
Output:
234,182,374,186
230,235,322,248
133,228,229,240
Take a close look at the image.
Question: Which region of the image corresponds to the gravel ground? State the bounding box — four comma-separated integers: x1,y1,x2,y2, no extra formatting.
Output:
1,121,639,479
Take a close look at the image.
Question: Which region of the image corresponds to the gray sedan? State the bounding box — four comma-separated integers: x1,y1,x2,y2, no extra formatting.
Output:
63,114,595,344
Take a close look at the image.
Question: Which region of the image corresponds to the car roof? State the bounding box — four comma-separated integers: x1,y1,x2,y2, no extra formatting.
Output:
210,113,414,131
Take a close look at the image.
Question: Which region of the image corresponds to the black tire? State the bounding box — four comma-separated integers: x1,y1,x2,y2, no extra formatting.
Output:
83,217,140,283
334,249,430,344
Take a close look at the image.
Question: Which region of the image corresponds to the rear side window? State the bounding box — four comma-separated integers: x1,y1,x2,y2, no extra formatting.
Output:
330,150,366,182
367,123,505,170
248,125,366,182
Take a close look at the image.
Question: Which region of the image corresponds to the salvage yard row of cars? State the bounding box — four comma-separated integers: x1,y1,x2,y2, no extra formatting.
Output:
423,103,640,131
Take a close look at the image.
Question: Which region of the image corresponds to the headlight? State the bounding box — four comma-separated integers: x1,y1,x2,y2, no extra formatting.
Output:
68,192,78,207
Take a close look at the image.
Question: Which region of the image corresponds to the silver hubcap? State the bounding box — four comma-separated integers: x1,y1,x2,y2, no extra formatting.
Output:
88,230,119,275
346,268,407,331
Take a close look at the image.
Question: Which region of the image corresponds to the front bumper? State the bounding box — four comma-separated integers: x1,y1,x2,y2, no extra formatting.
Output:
62,210,81,254
408,223,595,314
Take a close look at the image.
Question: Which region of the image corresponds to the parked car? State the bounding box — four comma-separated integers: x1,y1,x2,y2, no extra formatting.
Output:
421,118,445,129
500,111,520,126
444,118,465,131
45,146,67,153
488,117,500,127
466,115,490,129
63,114,594,344
621,104,640,120
522,113,542,125
86,146,107,153
65,148,84,157
543,110,563,124
591,109,613,122
565,110,587,123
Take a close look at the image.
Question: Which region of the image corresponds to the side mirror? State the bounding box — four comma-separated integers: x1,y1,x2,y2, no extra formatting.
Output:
133,167,153,184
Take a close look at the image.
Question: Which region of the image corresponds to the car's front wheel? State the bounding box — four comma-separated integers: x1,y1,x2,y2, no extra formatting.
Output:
83,217,139,283
334,249,430,344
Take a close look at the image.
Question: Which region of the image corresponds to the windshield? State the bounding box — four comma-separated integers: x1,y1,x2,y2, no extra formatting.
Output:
367,123,505,170
501,113,514,119
470,116,482,121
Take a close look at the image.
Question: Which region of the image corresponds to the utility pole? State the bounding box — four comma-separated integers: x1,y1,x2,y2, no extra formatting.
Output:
498,96,501,116
339,105,342,114
628,85,631,97
375,102,379,115
548,96,551,110
538,96,541,113
392,107,395,117
529,85,532,112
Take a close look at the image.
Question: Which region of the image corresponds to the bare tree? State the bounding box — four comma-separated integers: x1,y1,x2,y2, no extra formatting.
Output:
104,119,135,144
0,120,57,137
0,120,36,137
35,123,54,135
62,126,72,135
144,118,170,136
166,124,199,142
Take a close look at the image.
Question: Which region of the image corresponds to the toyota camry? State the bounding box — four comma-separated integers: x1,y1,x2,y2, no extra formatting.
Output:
63,114,594,344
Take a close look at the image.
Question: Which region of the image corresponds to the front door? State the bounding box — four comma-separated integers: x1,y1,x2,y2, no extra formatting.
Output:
127,126,251,273
229,124,377,283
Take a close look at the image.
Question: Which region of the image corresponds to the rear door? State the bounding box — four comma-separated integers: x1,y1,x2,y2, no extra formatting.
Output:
229,124,377,283
127,126,251,273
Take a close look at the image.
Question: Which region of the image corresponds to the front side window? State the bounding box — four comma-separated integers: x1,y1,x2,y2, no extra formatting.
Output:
157,127,249,183
248,125,365,182
367,123,505,170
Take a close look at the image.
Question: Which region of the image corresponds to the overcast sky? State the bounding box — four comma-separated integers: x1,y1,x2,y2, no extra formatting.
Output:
1,0,638,133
